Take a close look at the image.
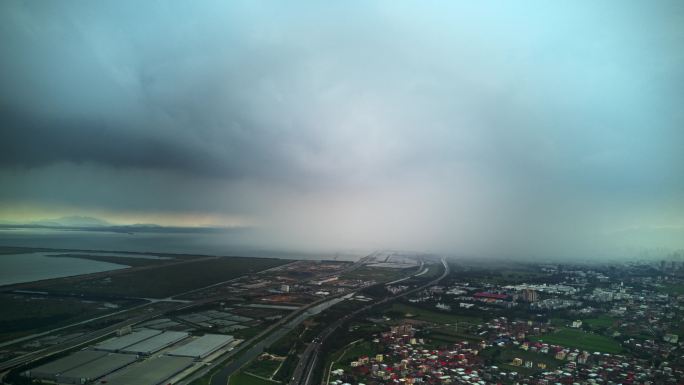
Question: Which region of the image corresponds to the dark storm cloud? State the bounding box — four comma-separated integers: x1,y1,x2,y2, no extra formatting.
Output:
0,1,308,181
0,0,683,257
0,108,241,177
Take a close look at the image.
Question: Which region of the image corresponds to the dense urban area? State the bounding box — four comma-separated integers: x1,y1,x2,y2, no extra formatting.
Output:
1,247,683,385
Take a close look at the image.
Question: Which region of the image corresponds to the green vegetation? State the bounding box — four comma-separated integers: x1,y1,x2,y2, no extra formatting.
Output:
446,263,554,285
244,358,282,379
423,325,483,346
273,353,299,383
269,325,304,356
331,340,374,369
233,326,267,340
657,283,684,295
0,294,134,342
30,257,290,298
229,371,281,385
388,303,482,325
584,315,616,329
550,318,568,327
531,328,623,353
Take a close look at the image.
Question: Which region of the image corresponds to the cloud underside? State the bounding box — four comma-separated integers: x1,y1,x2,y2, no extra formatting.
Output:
1,1,683,257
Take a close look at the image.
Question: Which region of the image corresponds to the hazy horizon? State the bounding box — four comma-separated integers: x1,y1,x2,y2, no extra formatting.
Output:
1,1,683,260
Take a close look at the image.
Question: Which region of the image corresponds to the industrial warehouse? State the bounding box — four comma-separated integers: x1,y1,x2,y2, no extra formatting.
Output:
23,328,235,384
120,331,189,355
26,351,137,384
101,355,195,385
26,350,108,381
93,328,162,352
167,334,235,359
53,353,137,384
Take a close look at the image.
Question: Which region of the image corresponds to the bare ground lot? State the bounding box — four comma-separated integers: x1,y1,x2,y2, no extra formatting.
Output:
22,256,291,299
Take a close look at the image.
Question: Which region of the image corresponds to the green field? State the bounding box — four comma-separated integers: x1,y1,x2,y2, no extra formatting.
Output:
232,326,267,340
480,347,562,372
425,325,484,346
0,294,135,342
657,283,684,295
327,340,379,377
551,316,616,330
334,341,374,366
549,318,569,327
244,358,282,379
389,303,481,325
530,328,623,353
30,257,290,298
268,325,304,356
229,371,281,385
584,315,616,329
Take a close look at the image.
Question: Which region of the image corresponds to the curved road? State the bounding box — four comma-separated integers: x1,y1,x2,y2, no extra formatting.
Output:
289,257,449,385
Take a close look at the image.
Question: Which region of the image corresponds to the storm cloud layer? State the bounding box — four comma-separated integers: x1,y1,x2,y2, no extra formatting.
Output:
1,1,683,258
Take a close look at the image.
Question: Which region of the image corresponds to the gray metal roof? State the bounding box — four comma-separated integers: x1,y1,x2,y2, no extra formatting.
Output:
103,356,194,385
166,334,234,358
120,331,188,355
58,353,137,381
29,350,108,378
93,329,162,352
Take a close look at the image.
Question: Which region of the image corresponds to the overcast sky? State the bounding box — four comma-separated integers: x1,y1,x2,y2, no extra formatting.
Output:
1,1,683,258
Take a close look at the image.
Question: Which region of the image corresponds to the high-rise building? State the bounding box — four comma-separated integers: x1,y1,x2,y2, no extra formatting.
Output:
521,289,539,302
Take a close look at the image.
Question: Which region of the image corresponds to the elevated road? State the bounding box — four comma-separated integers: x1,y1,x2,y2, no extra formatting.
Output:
289,257,449,385
0,260,300,378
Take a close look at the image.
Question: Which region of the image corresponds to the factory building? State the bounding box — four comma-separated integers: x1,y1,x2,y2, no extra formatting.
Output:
120,331,189,355
56,353,138,384
93,328,162,352
167,334,234,359
26,350,108,381
103,355,195,385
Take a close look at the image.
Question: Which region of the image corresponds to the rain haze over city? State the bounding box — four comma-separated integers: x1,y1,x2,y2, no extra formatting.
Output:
2,3,684,385
1,1,682,260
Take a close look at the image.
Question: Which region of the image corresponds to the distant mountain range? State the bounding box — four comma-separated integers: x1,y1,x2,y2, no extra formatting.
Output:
0,216,238,235
30,215,112,227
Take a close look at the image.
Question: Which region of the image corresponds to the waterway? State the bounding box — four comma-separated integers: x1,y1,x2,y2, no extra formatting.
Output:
209,295,349,385
0,252,130,286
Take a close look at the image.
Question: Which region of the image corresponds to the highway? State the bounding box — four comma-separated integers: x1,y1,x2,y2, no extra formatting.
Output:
0,301,180,374
177,295,350,385
0,253,437,385
288,257,450,385
0,260,301,379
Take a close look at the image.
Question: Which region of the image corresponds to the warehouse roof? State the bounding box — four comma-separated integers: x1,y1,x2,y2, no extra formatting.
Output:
167,334,234,358
94,329,162,352
121,331,188,355
29,350,107,378
58,353,137,381
103,356,194,385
